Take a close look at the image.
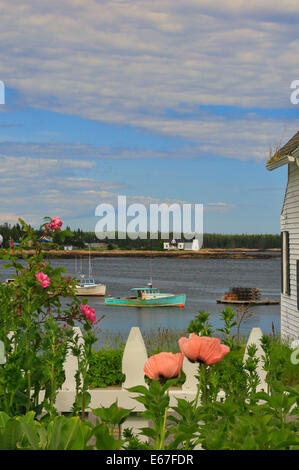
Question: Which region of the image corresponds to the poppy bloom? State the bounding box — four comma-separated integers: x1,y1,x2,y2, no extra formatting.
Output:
80,304,96,324
49,217,63,231
36,272,50,288
179,334,230,365
144,352,184,381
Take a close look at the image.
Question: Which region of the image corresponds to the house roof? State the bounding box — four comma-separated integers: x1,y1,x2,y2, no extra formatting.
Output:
164,237,196,243
276,131,299,158
267,131,299,170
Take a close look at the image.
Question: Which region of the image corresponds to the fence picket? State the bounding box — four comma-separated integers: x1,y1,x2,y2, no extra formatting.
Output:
122,327,148,389
243,327,267,392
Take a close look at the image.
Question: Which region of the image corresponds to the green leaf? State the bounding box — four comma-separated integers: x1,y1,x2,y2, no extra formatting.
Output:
127,385,148,395
139,427,157,439
0,419,22,450
0,412,10,430
48,416,85,450
93,423,124,450
19,419,40,450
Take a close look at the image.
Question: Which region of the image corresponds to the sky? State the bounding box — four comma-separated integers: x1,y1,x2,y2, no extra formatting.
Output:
0,0,299,236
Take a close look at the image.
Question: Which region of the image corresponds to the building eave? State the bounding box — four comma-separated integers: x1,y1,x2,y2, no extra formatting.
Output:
266,155,296,171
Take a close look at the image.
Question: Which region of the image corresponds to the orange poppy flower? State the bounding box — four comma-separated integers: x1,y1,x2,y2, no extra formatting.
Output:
179,334,230,365
144,352,184,381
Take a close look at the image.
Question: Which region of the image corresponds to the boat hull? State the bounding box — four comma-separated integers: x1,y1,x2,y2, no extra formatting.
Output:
76,284,106,296
105,294,186,307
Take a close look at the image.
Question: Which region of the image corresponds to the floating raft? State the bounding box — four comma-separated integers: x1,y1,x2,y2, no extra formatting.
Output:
216,298,280,305
217,286,280,305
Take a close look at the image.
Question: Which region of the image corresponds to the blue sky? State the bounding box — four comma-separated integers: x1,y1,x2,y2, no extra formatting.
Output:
0,0,299,235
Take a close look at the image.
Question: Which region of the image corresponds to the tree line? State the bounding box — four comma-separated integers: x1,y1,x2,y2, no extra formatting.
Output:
0,223,281,250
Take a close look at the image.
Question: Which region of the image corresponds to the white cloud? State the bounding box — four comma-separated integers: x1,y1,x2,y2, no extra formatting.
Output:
0,0,298,154
0,153,231,226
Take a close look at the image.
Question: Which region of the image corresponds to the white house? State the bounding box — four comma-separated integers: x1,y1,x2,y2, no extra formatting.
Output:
267,130,299,340
163,237,200,251
85,242,107,249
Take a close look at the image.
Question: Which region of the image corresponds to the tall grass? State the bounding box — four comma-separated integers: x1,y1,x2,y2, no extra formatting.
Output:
94,328,299,387
95,327,187,355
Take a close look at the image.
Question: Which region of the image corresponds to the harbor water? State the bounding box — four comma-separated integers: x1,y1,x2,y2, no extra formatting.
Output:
1,256,281,342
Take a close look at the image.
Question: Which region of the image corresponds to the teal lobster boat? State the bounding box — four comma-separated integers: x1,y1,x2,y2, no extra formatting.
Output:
105,285,186,308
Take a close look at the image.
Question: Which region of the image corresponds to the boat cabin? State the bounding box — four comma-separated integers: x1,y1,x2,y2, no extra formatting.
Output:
79,277,95,286
130,287,160,299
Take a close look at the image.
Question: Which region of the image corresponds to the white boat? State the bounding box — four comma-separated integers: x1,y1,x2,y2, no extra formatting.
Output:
3,278,14,285
75,275,106,296
75,249,106,297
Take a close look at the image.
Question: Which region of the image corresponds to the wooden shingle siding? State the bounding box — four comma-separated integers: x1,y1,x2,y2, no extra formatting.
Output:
281,232,283,293
281,161,299,340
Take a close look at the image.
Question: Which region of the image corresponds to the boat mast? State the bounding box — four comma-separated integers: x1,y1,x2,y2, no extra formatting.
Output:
89,244,91,277
148,240,153,288
149,258,152,287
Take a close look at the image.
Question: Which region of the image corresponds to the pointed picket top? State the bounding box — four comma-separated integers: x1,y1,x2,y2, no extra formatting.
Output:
122,327,148,389
243,327,267,392
62,326,84,391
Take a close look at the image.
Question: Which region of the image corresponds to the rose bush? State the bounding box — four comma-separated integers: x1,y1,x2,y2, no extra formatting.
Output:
0,216,102,419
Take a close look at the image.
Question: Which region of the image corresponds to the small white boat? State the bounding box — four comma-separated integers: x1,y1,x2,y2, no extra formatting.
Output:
75,248,106,297
76,275,106,296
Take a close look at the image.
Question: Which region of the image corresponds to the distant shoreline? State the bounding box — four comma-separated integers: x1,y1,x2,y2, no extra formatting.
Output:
4,248,281,260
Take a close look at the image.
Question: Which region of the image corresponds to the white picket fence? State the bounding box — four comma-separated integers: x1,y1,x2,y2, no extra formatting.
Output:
52,326,268,440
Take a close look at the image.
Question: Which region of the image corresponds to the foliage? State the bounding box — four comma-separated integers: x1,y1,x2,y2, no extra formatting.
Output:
186,310,213,336
87,348,125,388
261,335,299,389
0,222,281,250
128,379,180,450
0,216,101,419
143,327,186,355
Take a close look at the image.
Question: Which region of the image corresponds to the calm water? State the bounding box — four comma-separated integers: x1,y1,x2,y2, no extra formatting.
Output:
1,256,281,341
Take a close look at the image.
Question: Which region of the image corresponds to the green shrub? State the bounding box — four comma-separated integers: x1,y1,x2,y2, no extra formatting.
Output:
87,348,125,388
265,336,299,387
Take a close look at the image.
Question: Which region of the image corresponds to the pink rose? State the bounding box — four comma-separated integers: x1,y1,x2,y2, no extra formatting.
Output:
49,217,63,231
36,272,50,288
80,304,96,324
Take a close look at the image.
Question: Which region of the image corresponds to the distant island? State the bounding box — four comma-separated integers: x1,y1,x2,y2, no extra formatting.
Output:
0,247,280,260
0,222,281,253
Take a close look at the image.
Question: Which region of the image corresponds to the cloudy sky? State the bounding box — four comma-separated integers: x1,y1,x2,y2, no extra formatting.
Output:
0,0,299,234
